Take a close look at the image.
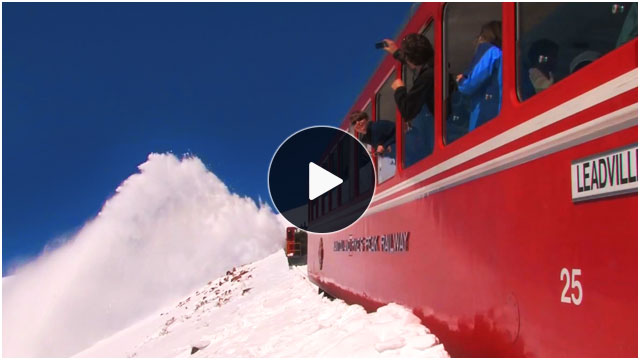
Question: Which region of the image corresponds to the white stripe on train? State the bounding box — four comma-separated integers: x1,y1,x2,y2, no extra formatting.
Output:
366,101,638,216
372,68,638,205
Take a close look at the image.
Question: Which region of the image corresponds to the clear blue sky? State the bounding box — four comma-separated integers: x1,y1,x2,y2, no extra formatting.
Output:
2,3,413,273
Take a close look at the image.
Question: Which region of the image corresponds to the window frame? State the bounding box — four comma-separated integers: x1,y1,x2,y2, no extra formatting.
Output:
374,68,399,185
441,2,505,146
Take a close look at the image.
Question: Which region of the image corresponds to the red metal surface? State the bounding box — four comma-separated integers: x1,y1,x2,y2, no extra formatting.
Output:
286,227,296,256
307,3,638,357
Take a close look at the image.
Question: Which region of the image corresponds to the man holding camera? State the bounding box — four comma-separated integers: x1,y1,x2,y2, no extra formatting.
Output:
381,34,435,123
379,34,435,165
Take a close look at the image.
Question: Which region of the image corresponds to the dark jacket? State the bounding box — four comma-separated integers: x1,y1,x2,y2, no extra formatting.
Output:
359,120,396,149
392,51,435,121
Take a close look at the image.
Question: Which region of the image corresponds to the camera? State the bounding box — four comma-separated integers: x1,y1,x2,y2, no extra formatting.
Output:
374,41,388,49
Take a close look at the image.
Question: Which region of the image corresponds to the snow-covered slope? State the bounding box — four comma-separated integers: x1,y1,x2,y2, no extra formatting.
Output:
3,154,287,357
75,251,448,357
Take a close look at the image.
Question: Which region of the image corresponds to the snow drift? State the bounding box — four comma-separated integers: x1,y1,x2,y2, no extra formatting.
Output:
75,251,449,358
2,153,286,357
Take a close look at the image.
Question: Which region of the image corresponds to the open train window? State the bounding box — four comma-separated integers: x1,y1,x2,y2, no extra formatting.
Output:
402,21,435,168
517,3,637,102
443,3,503,144
375,70,398,183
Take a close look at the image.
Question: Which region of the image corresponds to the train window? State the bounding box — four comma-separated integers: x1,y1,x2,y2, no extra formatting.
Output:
331,150,338,210
323,193,328,215
358,143,374,195
402,22,435,168
309,202,313,221
322,161,329,214
376,70,397,183
341,136,354,205
443,3,503,144
517,3,637,102
358,102,374,194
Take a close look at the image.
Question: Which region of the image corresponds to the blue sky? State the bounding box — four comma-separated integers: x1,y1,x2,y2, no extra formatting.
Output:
2,3,413,273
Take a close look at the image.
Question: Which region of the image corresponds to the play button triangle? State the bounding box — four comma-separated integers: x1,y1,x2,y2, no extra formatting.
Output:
309,162,343,200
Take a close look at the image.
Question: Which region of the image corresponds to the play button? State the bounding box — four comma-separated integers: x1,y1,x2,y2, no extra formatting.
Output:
309,162,343,200
268,126,375,233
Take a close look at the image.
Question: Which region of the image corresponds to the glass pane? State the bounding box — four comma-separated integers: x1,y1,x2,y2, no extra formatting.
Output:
323,193,328,215
358,146,373,195
518,3,637,101
320,161,328,214
341,137,354,205
331,150,338,209
443,3,503,144
403,22,435,168
376,70,397,183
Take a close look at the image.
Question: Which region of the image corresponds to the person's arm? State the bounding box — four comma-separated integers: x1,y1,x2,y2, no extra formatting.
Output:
370,121,395,151
393,69,434,121
382,135,395,150
382,39,408,65
457,47,502,95
392,50,407,65
381,121,396,149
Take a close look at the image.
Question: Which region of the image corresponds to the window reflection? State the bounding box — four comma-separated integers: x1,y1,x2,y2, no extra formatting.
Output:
518,3,637,101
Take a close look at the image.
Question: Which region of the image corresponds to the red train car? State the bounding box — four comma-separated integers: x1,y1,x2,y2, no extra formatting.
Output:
307,3,637,357
286,227,297,257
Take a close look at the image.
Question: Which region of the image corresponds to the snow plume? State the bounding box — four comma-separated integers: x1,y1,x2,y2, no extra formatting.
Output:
2,153,286,357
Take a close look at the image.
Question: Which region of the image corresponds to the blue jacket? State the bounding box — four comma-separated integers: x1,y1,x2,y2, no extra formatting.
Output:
458,42,502,131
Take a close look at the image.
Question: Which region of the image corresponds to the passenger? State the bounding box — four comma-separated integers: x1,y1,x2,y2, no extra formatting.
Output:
381,34,435,120
521,39,559,99
350,111,395,155
382,33,435,164
456,21,502,131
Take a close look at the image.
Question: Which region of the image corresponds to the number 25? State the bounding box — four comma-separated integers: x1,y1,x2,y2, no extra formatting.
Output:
561,268,583,305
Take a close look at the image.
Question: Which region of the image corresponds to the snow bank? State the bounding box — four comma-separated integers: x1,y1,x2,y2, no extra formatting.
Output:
2,153,286,357
75,251,449,358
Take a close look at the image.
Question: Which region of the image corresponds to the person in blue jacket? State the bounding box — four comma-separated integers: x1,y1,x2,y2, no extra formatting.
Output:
456,21,503,132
